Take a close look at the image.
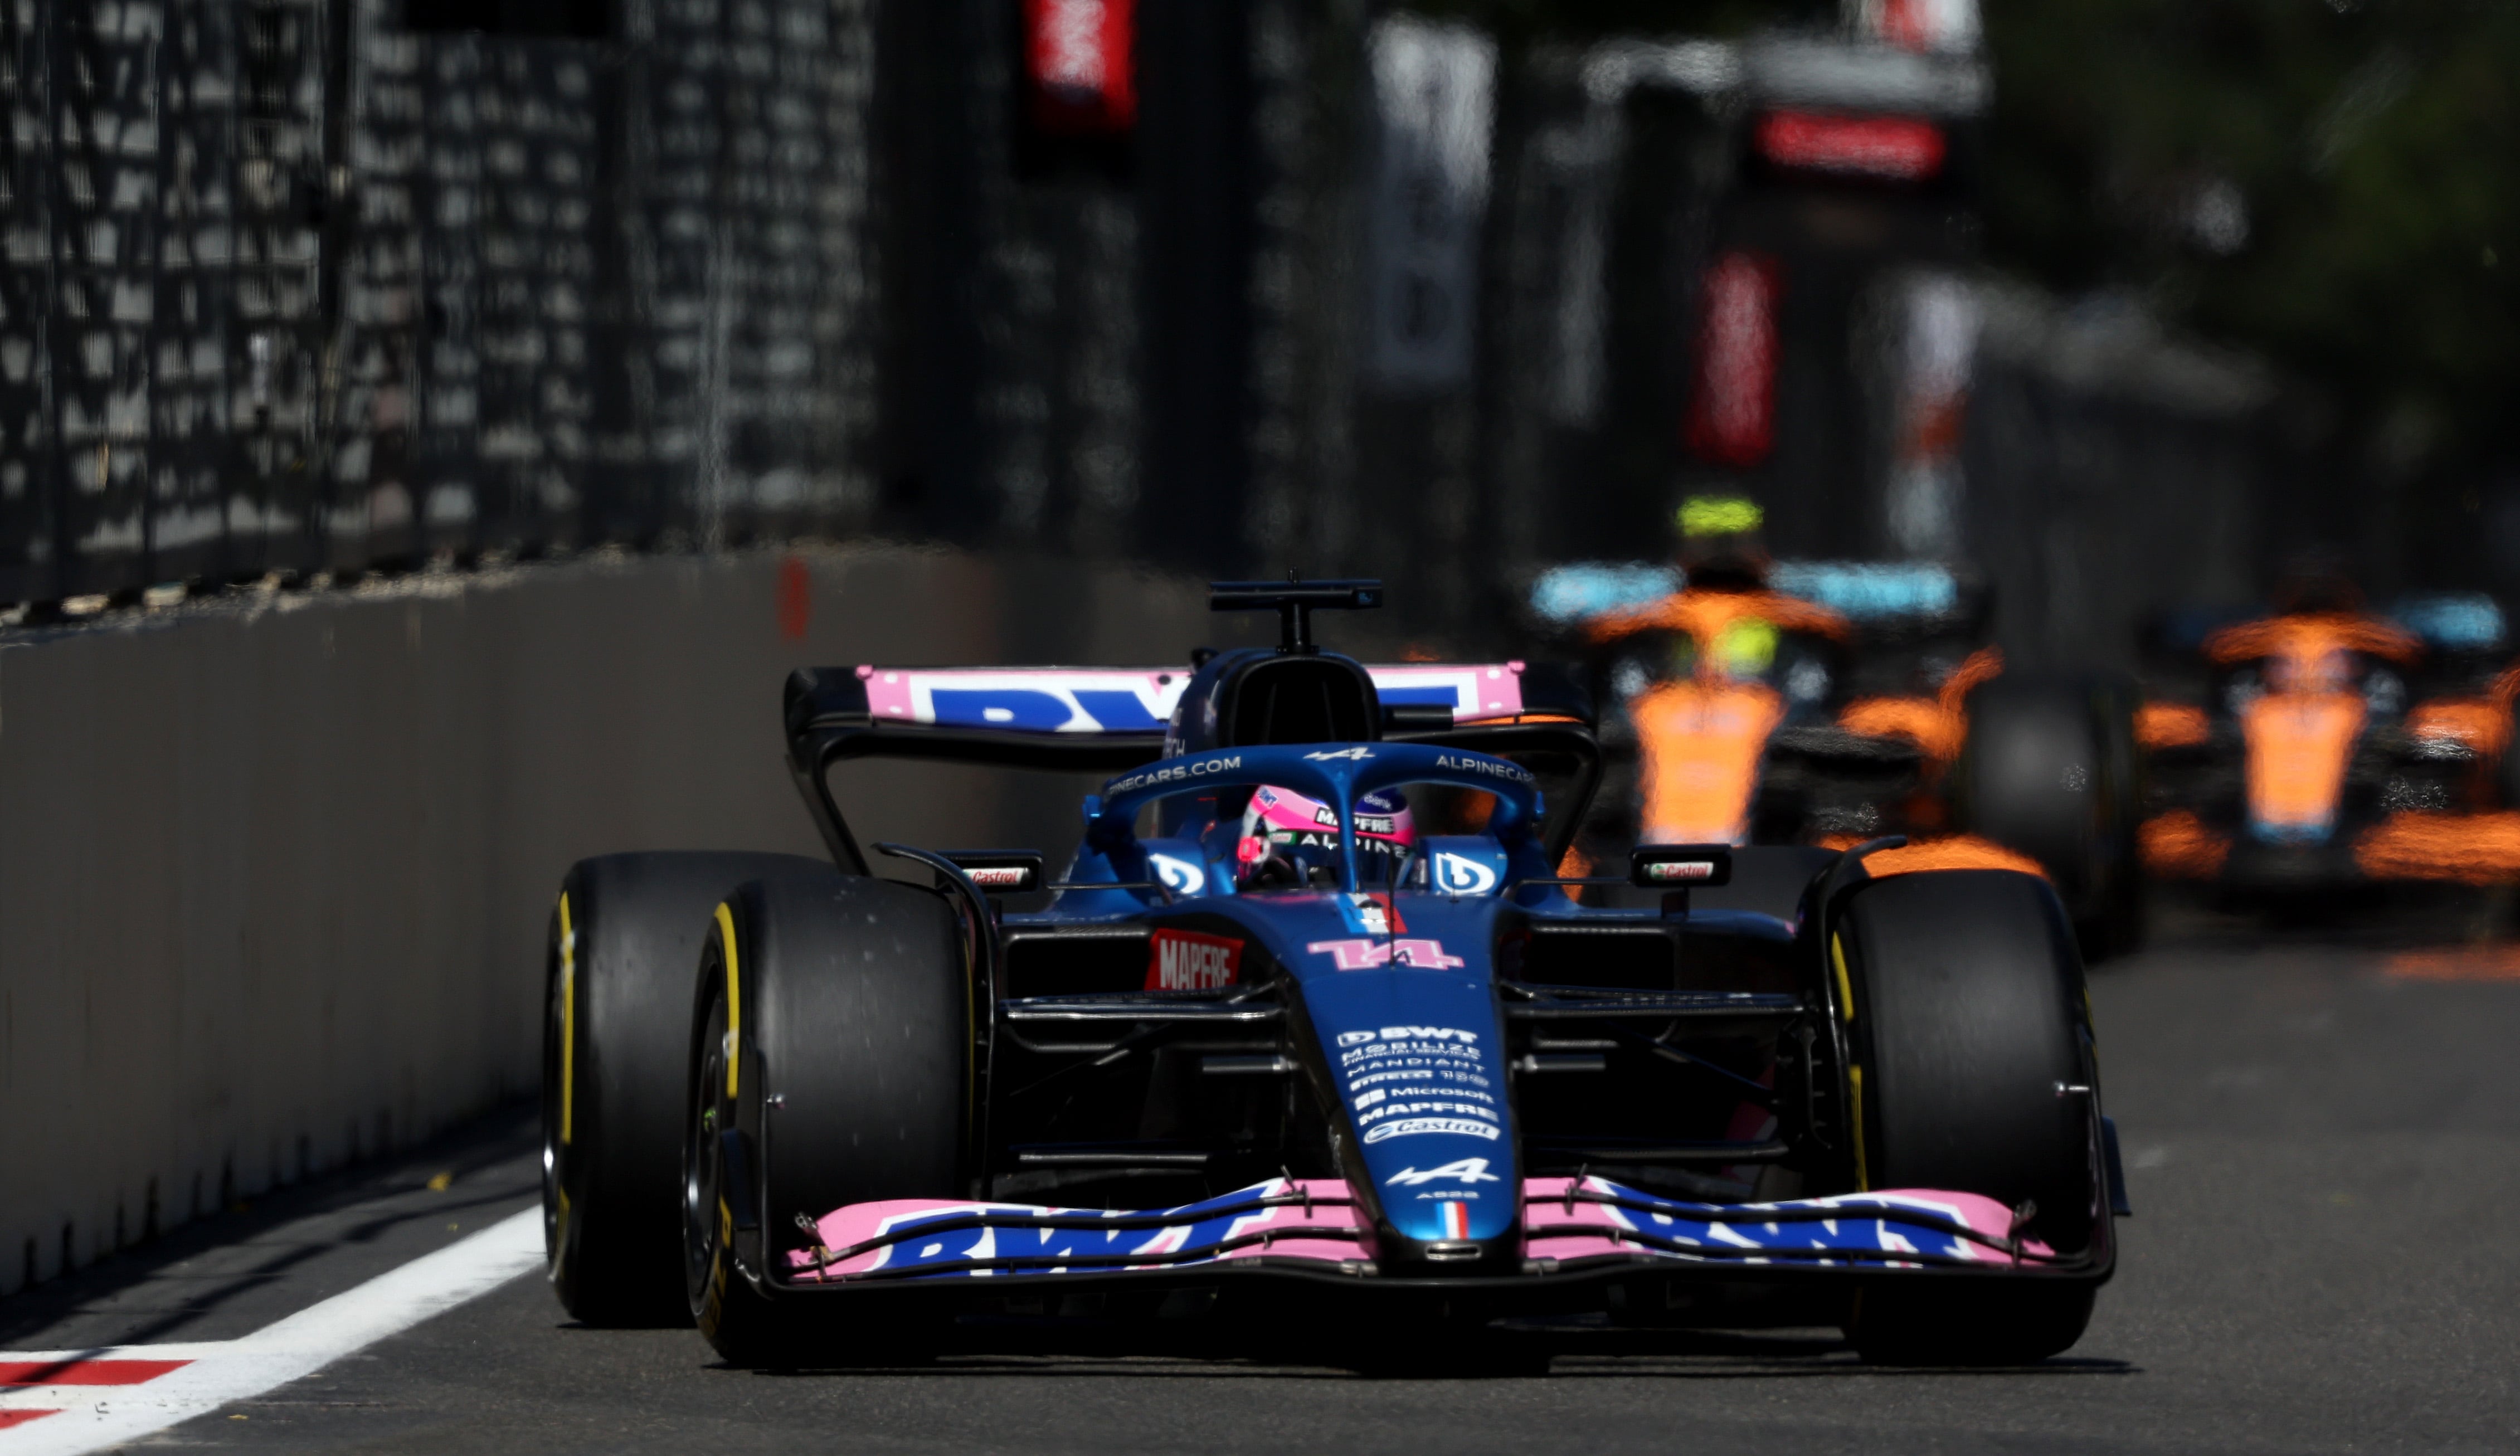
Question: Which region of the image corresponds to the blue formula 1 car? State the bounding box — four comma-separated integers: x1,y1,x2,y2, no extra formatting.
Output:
540,581,2126,1371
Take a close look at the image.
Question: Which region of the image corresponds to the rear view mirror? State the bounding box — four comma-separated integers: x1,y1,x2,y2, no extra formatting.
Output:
939,850,1047,894
1629,845,1733,888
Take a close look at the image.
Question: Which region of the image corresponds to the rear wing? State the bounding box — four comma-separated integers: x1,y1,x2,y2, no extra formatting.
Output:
784,661,1596,872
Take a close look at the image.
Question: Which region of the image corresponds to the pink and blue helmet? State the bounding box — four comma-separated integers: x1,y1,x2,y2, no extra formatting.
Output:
1234,785,1416,889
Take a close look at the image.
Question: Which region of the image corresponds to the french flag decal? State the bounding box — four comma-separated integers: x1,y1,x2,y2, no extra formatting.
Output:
1441,1202,1472,1239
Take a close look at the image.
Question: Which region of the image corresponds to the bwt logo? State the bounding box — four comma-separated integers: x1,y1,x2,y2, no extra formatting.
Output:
1334,1025,1479,1047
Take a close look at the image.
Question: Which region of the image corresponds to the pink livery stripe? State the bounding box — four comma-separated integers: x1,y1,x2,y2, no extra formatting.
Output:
850,663,1534,734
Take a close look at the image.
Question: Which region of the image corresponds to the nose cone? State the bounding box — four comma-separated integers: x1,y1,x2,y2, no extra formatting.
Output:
1294,899,1520,1276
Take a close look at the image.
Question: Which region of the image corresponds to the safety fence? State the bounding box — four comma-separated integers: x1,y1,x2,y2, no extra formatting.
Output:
0,0,882,603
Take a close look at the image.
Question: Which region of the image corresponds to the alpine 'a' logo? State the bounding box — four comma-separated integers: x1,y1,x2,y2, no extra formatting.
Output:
1385,1158,1500,1186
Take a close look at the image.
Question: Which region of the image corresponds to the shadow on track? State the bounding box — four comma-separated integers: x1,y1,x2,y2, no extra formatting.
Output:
693,1324,2137,1382
0,1102,539,1348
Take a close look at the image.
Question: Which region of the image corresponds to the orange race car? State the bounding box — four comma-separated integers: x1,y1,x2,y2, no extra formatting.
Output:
2137,588,2520,894
1530,551,2145,955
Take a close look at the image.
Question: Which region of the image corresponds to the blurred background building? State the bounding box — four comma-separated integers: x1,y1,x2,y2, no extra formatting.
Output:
0,0,2509,658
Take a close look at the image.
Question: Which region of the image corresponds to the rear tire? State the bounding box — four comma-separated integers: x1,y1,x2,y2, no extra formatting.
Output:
543,851,834,1326
1954,676,2144,961
1832,869,2103,1365
684,870,969,1367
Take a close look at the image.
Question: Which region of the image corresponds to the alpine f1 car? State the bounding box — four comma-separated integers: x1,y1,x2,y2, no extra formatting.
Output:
1533,556,2145,956
542,581,2126,1372
2137,588,2520,892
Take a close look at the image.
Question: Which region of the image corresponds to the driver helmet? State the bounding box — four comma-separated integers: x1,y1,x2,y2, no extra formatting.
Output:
1235,785,1415,889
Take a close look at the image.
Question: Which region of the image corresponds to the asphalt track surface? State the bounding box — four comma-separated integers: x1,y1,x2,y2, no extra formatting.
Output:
8,898,2519,1454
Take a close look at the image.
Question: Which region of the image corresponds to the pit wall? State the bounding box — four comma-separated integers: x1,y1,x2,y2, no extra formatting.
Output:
0,545,1292,1296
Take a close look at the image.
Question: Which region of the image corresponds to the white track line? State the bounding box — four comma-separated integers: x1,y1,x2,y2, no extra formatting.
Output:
0,1206,543,1454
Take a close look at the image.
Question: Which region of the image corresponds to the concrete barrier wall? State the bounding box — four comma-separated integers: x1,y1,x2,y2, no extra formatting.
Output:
0,546,1296,1296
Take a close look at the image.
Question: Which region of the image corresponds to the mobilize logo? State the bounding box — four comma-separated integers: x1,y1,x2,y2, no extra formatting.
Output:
1303,746,1375,762
1144,928,1242,991
1308,938,1466,970
1386,1157,1501,1186
1336,1026,1480,1047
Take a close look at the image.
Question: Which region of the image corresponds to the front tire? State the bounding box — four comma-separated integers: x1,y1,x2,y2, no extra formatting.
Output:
1831,869,2104,1365
684,870,969,1367
543,851,834,1326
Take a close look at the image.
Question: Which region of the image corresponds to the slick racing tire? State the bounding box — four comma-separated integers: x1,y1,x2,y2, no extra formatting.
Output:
684,870,967,1367
1832,869,2103,1365
544,851,834,1327
1953,675,2144,961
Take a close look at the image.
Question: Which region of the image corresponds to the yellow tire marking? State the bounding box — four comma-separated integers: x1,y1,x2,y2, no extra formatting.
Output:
1849,1064,1869,1191
714,901,742,1099
557,893,576,1145
1834,932,1869,1189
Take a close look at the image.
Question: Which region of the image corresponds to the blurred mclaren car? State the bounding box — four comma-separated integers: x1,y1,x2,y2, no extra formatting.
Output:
1529,501,2143,956
2135,571,2520,897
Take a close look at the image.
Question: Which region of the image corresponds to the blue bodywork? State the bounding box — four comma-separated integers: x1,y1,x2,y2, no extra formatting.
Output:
758,635,2122,1314
1020,741,1561,1248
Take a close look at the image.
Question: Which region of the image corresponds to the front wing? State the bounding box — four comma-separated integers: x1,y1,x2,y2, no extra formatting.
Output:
779,1177,2088,1291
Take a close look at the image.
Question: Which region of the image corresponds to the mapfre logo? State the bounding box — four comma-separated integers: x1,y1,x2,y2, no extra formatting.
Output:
1144,928,1242,991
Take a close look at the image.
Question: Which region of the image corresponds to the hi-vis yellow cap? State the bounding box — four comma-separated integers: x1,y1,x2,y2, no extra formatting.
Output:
1679,495,1763,538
